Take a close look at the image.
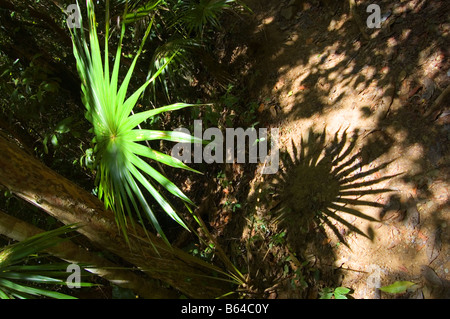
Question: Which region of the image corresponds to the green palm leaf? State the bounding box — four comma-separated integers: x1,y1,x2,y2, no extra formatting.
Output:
69,0,201,244
122,0,163,24
179,0,237,35
0,225,95,299
147,38,203,101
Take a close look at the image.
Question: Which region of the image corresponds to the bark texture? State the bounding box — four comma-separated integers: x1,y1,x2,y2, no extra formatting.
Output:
0,134,232,298
0,209,179,298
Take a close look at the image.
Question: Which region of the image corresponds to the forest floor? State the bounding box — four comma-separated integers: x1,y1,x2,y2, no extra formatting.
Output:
187,0,450,299
2,0,449,301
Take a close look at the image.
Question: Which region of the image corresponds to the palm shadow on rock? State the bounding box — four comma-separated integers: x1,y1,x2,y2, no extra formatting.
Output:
270,127,400,255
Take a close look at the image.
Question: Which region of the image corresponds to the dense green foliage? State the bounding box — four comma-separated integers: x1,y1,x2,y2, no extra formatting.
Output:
122,0,248,101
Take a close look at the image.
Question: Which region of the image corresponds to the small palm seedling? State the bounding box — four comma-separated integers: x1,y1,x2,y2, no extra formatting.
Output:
178,0,242,36
319,286,352,299
271,128,399,247
69,0,203,244
0,225,94,299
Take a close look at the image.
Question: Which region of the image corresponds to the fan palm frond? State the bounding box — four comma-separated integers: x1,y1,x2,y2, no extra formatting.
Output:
68,0,202,244
178,0,237,36
122,0,164,24
0,225,94,299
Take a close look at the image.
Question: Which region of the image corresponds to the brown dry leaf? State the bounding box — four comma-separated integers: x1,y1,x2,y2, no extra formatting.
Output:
408,86,421,98
421,265,442,287
421,77,436,100
398,265,409,273
405,197,420,230
417,230,428,241
421,266,449,298
258,103,265,113
269,105,277,117
426,228,441,263
416,243,426,252
223,213,231,224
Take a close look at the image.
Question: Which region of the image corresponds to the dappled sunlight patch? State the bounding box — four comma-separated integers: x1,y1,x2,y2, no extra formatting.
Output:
327,13,350,34
261,16,275,26
419,46,445,79
217,0,450,299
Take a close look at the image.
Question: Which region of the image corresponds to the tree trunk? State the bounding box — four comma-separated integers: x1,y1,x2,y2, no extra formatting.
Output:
0,134,233,298
0,209,179,299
